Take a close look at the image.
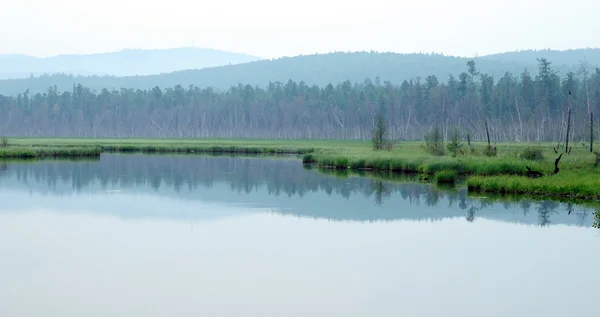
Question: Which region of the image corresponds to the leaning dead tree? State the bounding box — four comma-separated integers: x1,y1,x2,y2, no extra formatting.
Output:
485,120,491,146
528,153,564,178
526,108,572,178
554,154,563,174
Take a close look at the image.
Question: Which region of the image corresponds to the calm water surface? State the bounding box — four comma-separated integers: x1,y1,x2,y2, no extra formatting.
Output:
0,154,599,317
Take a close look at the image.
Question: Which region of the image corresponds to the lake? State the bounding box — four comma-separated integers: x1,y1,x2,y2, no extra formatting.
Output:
0,154,599,317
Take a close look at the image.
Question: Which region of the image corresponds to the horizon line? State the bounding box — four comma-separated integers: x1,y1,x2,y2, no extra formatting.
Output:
2,46,599,60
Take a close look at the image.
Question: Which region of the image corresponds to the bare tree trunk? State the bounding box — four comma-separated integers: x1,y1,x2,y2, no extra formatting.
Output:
581,61,592,115
467,133,472,151
485,119,491,145
514,97,523,142
442,97,447,142
591,112,594,153
565,108,571,154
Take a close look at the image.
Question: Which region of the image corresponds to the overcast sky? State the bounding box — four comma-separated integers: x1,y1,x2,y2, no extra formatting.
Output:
1,0,597,58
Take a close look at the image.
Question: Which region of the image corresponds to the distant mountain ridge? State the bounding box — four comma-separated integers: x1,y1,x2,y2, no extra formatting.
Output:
0,47,263,79
0,48,599,96
480,48,600,67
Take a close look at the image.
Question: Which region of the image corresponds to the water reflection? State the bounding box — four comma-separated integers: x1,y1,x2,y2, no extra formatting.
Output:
2,154,599,317
0,154,597,227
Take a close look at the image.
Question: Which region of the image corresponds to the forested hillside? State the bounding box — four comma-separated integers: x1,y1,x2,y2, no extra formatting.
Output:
0,47,262,79
0,58,598,141
1,49,599,96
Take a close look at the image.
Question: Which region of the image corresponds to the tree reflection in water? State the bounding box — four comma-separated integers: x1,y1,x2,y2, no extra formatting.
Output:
0,154,597,227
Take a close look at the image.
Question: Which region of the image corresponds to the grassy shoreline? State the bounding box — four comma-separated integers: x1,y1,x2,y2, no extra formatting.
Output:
8,137,318,155
0,146,101,159
2,137,599,200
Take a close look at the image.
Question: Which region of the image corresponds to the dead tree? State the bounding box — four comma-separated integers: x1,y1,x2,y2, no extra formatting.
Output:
565,108,571,154
525,166,543,178
554,153,563,174
467,133,472,151
525,153,563,177
485,120,491,145
591,113,594,153
514,97,523,141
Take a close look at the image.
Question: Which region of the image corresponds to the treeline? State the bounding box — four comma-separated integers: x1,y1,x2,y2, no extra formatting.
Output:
0,58,599,141
2,50,597,96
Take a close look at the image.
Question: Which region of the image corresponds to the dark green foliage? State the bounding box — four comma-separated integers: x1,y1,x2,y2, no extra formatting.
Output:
424,126,445,156
435,170,457,185
520,147,544,161
0,147,101,158
372,114,392,151
302,153,316,164
446,127,464,157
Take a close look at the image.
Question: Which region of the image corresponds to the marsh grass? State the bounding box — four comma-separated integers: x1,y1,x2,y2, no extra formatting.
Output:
0,146,101,159
10,138,317,155
303,141,600,198
5,137,600,198
520,147,544,161
466,172,600,200
435,170,457,184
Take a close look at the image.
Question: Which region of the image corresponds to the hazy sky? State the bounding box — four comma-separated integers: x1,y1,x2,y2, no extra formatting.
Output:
1,0,598,58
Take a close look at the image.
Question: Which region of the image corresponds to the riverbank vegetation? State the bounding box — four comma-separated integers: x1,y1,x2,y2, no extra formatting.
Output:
301,135,600,199
0,146,101,158
7,137,318,155
0,56,599,198
1,136,598,199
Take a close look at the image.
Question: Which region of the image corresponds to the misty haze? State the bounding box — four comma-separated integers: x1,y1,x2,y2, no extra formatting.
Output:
1,1,600,317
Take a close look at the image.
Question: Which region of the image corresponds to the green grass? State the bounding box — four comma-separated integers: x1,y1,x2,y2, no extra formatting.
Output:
302,142,549,176
3,137,600,199
467,172,600,200
0,146,101,159
435,170,458,185
8,137,319,155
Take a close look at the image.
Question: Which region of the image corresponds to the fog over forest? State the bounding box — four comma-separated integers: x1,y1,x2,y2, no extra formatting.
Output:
0,48,599,141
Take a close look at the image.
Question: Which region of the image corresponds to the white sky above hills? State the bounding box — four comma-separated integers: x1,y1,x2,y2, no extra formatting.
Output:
0,0,598,58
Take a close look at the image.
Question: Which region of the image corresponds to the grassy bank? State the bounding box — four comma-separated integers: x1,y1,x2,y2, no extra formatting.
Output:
467,172,600,200
301,140,600,199
301,142,589,175
3,137,600,199
9,138,320,155
0,146,101,159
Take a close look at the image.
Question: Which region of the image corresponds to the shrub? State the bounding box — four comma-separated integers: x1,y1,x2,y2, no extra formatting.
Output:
446,126,465,157
0,137,7,147
424,125,445,156
520,147,544,161
372,113,392,151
